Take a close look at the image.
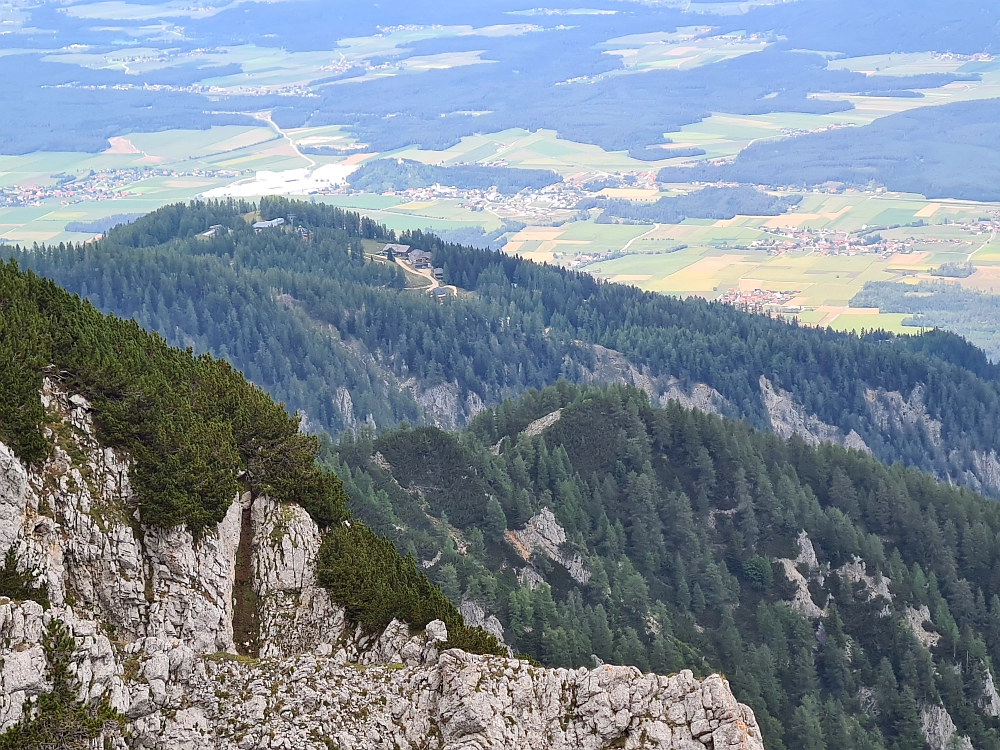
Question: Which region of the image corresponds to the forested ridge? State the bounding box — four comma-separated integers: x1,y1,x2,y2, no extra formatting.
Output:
0,260,503,657
656,99,1000,201
10,200,1000,750
334,382,1000,750
10,198,1000,501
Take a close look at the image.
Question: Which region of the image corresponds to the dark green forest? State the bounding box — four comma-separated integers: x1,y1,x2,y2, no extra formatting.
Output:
10,200,1000,750
657,99,1000,201
851,281,1000,362
334,381,1000,750
346,158,561,194
64,213,145,235
12,198,1000,503
0,260,502,654
588,186,801,224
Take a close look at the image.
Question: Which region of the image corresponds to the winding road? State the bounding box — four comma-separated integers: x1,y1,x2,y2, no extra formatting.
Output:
395,257,459,297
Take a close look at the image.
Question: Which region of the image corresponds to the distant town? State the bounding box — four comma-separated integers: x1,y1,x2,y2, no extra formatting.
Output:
0,167,243,208
718,288,801,311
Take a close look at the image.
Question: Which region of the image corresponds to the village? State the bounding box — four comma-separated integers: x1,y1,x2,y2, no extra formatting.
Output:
0,166,242,208
749,213,1000,257
717,287,801,312
748,227,913,256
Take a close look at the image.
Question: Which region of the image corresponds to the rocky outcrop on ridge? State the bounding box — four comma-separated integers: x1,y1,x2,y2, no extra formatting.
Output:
866,385,1000,498
507,507,591,585
760,376,870,453
0,381,766,749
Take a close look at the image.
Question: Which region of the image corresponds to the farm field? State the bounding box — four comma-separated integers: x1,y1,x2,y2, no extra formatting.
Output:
5,140,1000,334
3,79,1000,336
0,124,308,245
596,28,771,76
385,60,1000,172
573,190,1000,332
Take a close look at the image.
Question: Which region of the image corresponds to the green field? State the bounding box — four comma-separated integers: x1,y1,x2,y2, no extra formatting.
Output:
389,128,674,175
828,312,914,334
596,28,770,76
2,92,1000,336
0,124,304,245
42,24,537,95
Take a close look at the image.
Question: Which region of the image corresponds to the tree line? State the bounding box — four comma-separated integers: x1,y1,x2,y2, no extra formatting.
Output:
12,198,1000,502
334,381,1000,750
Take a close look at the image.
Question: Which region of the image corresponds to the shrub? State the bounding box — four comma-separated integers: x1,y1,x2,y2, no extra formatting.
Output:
0,619,123,749
317,522,506,656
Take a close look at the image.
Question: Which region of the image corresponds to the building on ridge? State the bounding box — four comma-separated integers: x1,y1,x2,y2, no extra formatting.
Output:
253,218,285,233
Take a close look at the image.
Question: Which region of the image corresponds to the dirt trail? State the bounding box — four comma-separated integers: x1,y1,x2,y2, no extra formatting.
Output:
395,257,459,296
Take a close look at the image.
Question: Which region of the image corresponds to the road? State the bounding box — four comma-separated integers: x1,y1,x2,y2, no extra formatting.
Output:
246,110,316,168
395,257,459,297
968,231,995,262
620,223,661,252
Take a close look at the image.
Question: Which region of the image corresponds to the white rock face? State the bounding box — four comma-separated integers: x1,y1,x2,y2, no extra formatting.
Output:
333,385,356,430
760,377,871,453
905,605,941,649
0,383,767,750
522,408,564,439
460,598,506,643
837,557,892,603
509,508,591,584
252,495,345,658
119,647,763,750
920,704,973,750
0,441,27,558
142,500,242,655
982,664,1000,717
866,385,1000,498
774,531,825,619
661,378,730,417
581,345,731,418
775,559,824,620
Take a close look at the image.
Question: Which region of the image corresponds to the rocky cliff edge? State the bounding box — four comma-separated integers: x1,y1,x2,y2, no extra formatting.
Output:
0,380,765,750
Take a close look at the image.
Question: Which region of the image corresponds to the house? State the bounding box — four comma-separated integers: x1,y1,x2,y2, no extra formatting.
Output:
253,218,285,233
431,287,449,302
199,224,224,238
382,243,410,257
407,249,433,267
296,226,314,242
433,267,444,281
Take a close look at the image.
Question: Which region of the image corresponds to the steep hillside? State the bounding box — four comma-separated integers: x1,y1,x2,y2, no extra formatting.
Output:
0,383,758,749
11,199,1000,502
334,383,1000,750
3,264,687,747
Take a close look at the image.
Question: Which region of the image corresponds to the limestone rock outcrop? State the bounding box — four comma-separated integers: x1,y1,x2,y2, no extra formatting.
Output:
508,507,591,585
0,382,766,750
760,376,870,453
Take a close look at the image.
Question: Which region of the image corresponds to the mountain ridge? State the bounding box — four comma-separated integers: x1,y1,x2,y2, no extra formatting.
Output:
0,375,762,749
12,199,1000,502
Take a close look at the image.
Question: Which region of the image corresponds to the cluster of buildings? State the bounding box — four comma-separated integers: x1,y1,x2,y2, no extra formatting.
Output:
0,167,239,208
947,216,1000,236
749,227,912,257
563,250,621,269
67,80,316,98
380,244,447,288
251,217,315,242
718,288,800,311
357,181,586,222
